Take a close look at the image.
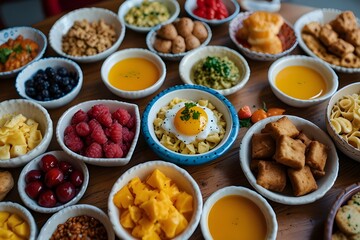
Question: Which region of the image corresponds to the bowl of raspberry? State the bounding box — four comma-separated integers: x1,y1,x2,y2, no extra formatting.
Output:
56,100,140,167
18,150,89,213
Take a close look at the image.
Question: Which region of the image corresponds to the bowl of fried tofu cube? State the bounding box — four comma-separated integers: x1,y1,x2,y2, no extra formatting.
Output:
107,160,203,239
239,115,339,205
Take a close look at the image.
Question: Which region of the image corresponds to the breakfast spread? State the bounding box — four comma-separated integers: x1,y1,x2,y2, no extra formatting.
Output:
0,211,30,239
301,11,360,68
0,171,14,201
251,116,328,196
113,169,193,239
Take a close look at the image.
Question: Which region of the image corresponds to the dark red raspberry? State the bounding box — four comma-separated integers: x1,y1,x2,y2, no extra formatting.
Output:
112,108,131,126
64,125,76,135
64,132,84,153
91,125,107,144
122,127,135,143
126,115,136,129
120,143,129,157
88,104,110,118
88,119,101,131
71,109,88,125
85,142,103,158
107,121,122,143
75,122,90,137
103,142,123,158
96,111,113,127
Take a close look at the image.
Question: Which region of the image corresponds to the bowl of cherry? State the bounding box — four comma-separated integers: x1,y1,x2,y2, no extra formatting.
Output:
18,150,89,213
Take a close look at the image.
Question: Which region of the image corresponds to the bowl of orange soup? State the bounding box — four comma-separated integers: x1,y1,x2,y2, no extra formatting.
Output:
101,48,166,99
268,55,338,108
200,186,277,240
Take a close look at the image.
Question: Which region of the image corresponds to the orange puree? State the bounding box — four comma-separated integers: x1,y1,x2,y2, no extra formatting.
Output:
275,65,326,100
108,58,159,91
208,195,267,240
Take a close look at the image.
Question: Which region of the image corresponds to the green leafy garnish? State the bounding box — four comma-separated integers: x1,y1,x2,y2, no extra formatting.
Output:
203,56,231,77
180,102,200,121
13,44,22,53
0,48,12,64
240,118,251,128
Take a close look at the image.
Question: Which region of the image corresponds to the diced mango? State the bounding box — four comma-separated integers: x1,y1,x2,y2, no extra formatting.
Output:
6,214,23,229
113,185,134,209
143,230,161,240
162,183,180,202
0,228,14,239
120,210,135,229
159,206,183,238
132,217,155,238
0,212,10,225
13,222,30,239
129,205,142,223
175,212,188,236
146,169,171,190
175,192,193,213
134,189,157,206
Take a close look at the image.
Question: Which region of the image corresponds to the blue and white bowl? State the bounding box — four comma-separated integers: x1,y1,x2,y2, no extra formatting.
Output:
141,84,239,165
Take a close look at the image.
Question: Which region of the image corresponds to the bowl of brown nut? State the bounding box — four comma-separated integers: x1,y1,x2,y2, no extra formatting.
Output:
49,7,125,63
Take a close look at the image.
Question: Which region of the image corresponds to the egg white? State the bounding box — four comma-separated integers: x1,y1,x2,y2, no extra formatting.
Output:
162,101,220,144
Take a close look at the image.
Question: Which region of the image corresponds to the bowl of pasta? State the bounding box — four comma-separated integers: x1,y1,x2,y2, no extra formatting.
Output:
141,84,239,165
326,82,360,162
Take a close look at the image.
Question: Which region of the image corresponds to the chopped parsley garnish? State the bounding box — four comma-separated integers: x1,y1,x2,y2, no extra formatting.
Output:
0,48,12,64
180,102,200,121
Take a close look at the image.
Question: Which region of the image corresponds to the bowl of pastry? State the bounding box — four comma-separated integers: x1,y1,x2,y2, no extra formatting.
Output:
229,11,298,61
294,9,360,73
239,115,339,205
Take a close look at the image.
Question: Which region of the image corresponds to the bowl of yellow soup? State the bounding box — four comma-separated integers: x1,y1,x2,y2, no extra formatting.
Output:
268,55,338,108
200,186,277,240
101,48,166,99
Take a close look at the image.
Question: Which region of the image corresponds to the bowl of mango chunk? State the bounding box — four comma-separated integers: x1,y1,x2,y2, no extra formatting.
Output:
107,160,203,239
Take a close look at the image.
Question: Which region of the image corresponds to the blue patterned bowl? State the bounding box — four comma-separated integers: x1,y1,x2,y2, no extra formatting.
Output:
141,84,239,165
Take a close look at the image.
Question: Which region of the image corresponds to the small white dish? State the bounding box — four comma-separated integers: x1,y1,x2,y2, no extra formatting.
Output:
0,99,53,168
184,0,240,26
38,204,115,240
268,55,338,108
118,0,180,33
326,82,360,162
179,46,250,96
15,57,83,109
200,186,277,240
239,115,339,205
108,160,203,240
49,7,125,63
101,48,166,99
0,26,47,79
239,0,280,12
0,201,38,240
18,150,89,214
294,8,360,73
56,99,140,167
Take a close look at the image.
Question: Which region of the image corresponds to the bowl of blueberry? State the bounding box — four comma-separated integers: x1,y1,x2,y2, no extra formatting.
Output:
15,57,83,109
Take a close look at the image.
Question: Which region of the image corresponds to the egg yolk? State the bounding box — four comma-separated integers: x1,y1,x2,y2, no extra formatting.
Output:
174,106,208,136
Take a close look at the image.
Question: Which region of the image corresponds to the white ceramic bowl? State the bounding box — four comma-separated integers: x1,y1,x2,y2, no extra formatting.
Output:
108,160,203,240
184,0,240,26
0,99,53,168
101,48,166,99
326,82,360,162
56,100,140,166
179,46,250,96
18,150,89,213
229,12,298,61
146,20,212,61
239,115,339,205
49,7,125,63
0,201,37,240
0,26,47,79
141,84,239,165
200,186,277,240
118,0,180,33
38,204,115,240
268,55,338,108
294,8,360,73
15,57,83,109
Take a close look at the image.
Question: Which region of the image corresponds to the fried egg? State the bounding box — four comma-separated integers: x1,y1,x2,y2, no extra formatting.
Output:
162,101,220,144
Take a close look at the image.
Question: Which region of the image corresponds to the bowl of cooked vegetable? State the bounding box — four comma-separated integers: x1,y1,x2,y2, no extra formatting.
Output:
0,26,47,79
179,46,250,96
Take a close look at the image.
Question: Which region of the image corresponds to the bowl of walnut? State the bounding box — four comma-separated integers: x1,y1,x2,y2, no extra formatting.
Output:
49,7,125,63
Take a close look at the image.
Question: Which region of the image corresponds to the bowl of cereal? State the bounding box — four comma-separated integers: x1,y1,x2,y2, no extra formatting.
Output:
108,160,202,240
0,99,53,168
229,11,298,61
15,57,83,109
239,115,339,205
118,0,180,33
141,84,239,165
56,100,140,167
0,201,38,240
146,17,212,61
0,26,47,79
49,7,125,63
38,204,115,240
326,82,360,162
179,46,250,96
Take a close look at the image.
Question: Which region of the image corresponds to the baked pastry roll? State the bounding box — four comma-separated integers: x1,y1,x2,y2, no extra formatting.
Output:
287,165,317,196
256,160,287,192
251,133,276,159
274,135,306,169
262,116,300,139
305,140,328,171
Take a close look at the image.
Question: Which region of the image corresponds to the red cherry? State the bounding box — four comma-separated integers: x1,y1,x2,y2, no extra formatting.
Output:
55,181,76,203
25,180,44,199
59,161,73,176
38,189,57,207
44,168,64,188
25,169,43,183
39,154,58,172
70,170,84,187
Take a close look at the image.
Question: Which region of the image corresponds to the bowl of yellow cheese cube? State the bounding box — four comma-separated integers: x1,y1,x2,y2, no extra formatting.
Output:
107,160,203,239
0,201,37,240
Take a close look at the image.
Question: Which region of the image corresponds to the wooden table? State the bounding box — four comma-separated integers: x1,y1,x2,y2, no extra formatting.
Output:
2,1,360,239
